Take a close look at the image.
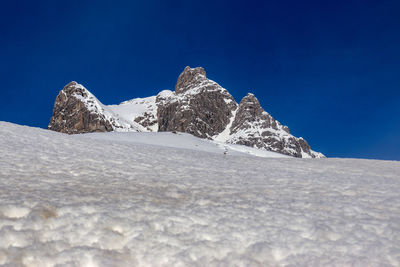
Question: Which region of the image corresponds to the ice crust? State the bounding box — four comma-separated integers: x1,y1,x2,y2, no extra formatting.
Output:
0,121,400,266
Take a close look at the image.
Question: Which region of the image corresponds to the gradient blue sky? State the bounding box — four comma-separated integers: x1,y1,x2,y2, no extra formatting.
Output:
1,0,399,160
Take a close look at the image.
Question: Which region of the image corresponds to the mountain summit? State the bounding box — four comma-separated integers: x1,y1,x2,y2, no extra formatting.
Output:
157,66,237,139
48,66,323,158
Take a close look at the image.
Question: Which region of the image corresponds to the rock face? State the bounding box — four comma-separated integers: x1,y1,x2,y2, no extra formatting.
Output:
157,66,237,139
175,66,206,94
227,93,321,158
48,82,114,134
48,67,324,158
155,67,322,158
48,82,146,134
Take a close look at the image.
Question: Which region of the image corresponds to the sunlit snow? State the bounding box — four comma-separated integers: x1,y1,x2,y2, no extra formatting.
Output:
0,121,399,266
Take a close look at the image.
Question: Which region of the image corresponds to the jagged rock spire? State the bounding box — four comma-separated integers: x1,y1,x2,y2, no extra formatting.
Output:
175,66,207,94
157,66,237,138
230,93,277,131
48,82,113,134
227,93,321,158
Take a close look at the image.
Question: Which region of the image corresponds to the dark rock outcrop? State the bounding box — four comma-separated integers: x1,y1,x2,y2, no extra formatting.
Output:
134,112,157,130
48,82,113,134
175,66,207,94
157,66,237,139
230,93,280,133
227,93,319,158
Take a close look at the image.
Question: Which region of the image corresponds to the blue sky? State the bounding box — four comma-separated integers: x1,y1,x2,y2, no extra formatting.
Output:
1,0,399,160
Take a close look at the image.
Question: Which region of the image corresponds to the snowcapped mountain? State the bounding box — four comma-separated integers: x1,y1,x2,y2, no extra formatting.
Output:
223,93,323,158
48,82,153,133
48,66,323,158
157,66,237,139
1,121,399,266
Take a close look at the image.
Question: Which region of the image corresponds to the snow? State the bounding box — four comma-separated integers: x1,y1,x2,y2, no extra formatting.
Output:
1,121,400,266
157,89,174,98
108,96,158,132
68,83,144,132
81,131,289,158
68,82,157,132
213,108,237,143
226,120,324,158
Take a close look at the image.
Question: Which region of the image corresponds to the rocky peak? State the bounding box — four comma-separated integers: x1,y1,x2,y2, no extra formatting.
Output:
230,93,279,134
63,81,83,94
157,66,237,138
175,66,207,94
235,93,264,119
48,82,114,134
226,93,322,158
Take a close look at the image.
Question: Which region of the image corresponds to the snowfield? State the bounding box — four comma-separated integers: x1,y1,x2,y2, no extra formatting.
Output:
0,121,400,266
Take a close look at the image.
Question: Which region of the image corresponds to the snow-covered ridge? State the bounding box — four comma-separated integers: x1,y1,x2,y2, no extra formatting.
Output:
1,121,399,266
49,81,155,133
48,67,324,158
72,82,157,132
71,82,146,132
108,95,158,132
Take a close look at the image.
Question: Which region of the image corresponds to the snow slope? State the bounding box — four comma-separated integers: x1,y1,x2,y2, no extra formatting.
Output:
1,121,400,266
82,131,289,158
107,96,158,132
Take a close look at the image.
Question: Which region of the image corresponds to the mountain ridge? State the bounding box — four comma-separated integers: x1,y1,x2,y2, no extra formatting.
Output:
48,66,323,158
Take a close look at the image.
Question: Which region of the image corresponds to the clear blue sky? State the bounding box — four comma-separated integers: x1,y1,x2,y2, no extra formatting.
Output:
1,0,399,160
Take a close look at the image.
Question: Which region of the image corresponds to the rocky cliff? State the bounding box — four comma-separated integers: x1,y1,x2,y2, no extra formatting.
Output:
48,82,155,133
48,82,114,134
156,66,237,138
48,67,323,158
225,93,321,158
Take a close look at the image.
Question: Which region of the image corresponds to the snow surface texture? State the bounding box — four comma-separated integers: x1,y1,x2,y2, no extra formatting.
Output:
1,121,400,266
83,131,289,159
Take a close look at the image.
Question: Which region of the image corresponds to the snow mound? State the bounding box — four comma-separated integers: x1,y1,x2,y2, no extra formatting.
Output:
1,121,400,266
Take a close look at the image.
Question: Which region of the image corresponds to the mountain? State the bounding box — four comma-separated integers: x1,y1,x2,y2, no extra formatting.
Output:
1,121,399,266
48,66,323,158
157,66,237,139
47,81,154,133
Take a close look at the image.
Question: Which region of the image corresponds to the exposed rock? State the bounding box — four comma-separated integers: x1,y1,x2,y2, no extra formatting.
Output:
230,93,279,133
134,112,157,130
226,93,321,158
175,66,206,94
48,82,114,134
157,66,237,139
48,67,324,158
48,82,153,134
